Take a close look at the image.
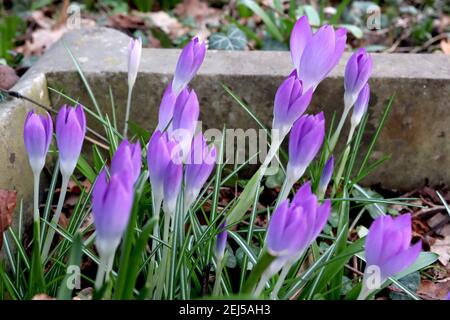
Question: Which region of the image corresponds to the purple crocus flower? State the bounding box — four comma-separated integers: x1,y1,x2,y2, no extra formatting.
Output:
362,214,421,296
128,37,142,90
344,48,372,109
92,169,134,258
351,84,370,128
286,113,325,182
23,109,53,175
267,182,330,265
156,83,178,132
185,133,216,208
172,36,206,95
272,74,313,135
55,105,86,177
111,139,142,184
290,16,347,92
171,88,200,160
147,130,181,209
319,156,334,196
215,220,228,260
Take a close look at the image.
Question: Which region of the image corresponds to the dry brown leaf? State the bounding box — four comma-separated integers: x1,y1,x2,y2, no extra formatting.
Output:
0,65,19,90
145,11,187,39
430,236,450,266
32,294,56,300
108,13,146,30
441,39,450,55
0,189,17,250
417,279,450,300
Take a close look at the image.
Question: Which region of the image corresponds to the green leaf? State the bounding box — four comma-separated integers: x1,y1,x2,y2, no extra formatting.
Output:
389,272,420,300
301,5,321,26
57,233,83,300
339,24,363,39
209,26,247,51
238,0,284,42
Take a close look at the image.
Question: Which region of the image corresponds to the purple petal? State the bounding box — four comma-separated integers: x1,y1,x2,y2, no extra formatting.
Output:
290,16,313,72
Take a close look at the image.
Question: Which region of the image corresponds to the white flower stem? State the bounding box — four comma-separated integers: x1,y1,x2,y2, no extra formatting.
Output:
328,105,351,157
154,211,171,299
253,271,270,298
33,172,41,243
269,263,291,300
123,86,133,137
212,253,226,297
95,252,115,291
41,174,70,261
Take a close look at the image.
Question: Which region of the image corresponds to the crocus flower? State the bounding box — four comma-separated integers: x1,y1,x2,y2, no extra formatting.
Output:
272,74,313,135
319,156,334,196
110,139,142,184
128,37,142,90
55,105,86,178
286,113,325,183
351,83,370,128
215,220,228,261
23,110,53,175
185,133,216,208
267,182,330,270
92,169,134,259
147,130,181,210
344,48,372,109
290,16,347,92
157,83,178,132
171,88,200,160
172,36,206,95
360,213,421,299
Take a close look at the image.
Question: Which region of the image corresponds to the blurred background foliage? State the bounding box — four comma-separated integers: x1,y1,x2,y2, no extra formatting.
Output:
0,0,449,82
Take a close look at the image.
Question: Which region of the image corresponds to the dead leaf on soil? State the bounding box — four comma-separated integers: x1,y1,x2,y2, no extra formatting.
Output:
32,294,56,300
430,236,450,266
108,13,146,30
0,189,17,250
141,11,188,39
0,65,19,90
417,279,450,300
441,39,450,55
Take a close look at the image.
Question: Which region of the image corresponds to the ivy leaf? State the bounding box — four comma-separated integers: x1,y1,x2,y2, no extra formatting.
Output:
209,26,247,51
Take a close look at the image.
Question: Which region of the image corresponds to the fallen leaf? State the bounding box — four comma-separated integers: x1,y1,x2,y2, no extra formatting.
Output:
143,11,188,39
430,236,450,266
0,189,17,249
0,65,19,90
441,39,450,55
32,294,56,300
107,13,146,30
417,279,450,300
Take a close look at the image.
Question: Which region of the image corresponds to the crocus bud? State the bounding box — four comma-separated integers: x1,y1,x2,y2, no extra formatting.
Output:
55,105,86,178
361,213,421,299
290,16,347,92
23,110,53,175
267,182,330,268
344,48,372,109
215,220,228,261
272,75,313,135
286,113,325,183
147,131,181,207
351,84,370,128
111,139,142,184
172,36,206,95
157,83,177,132
127,37,142,90
185,133,216,208
319,156,334,196
171,88,200,160
92,169,134,258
